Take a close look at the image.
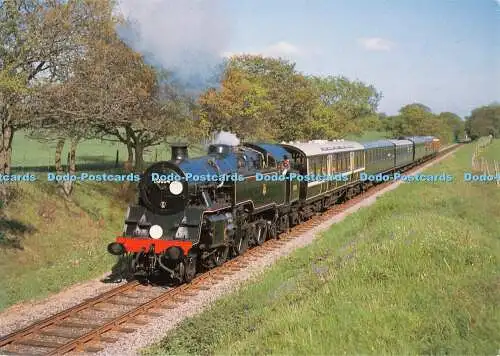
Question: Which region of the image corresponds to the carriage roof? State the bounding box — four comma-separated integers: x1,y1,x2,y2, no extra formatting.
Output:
361,140,394,149
279,139,364,157
403,136,435,144
386,139,413,146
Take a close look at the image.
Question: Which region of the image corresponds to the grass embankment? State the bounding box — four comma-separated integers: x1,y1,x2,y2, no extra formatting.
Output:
0,180,130,311
477,138,499,163
144,143,500,355
0,134,209,311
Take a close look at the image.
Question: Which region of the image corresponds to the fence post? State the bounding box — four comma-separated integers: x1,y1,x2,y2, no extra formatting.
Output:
115,150,119,168
495,160,499,186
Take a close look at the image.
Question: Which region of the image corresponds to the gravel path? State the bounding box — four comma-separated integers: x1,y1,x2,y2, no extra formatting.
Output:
0,148,458,356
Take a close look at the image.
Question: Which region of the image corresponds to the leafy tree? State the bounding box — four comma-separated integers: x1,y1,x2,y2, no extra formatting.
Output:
0,0,107,177
385,103,465,143
198,66,275,141
465,104,500,140
41,30,191,172
200,55,318,142
307,76,382,138
438,112,465,142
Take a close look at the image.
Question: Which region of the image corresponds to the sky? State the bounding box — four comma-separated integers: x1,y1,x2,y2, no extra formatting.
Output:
118,0,499,118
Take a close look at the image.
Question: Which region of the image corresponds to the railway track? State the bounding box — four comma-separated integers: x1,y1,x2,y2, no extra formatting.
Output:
0,144,460,356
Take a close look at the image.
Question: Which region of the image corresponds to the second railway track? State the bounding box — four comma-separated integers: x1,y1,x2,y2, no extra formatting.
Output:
0,144,460,356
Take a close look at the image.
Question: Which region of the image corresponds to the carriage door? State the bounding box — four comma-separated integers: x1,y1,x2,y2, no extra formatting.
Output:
350,151,355,182
327,154,332,191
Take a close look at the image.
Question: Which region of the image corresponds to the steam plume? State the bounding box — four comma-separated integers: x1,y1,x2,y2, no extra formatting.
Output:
212,131,240,146
116,0,229,94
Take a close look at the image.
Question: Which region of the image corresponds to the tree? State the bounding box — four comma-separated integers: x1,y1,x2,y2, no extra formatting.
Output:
465,104,500,140
201,55,318,142
0,0,107,177
307,76,382,138
44,32,190,172
385,103,464,143
198,66,275,141
438,112,464,142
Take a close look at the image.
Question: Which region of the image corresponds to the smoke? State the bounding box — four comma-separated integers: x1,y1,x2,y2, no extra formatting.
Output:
212,131,240,146
116,0,230,94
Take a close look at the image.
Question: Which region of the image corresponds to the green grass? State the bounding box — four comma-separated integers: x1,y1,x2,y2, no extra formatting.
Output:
143,143,500,355
0,180,132,310
12,131,206,170
478,139,499,163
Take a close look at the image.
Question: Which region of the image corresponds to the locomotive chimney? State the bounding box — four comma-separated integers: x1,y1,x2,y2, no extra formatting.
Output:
170,143,188,161
208,144,232,156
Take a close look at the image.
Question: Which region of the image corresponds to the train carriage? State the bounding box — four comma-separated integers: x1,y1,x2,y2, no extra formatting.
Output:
362,140,395,175
431,137,441,154
387,139,413,169
279,140,365,203
404,136,434,162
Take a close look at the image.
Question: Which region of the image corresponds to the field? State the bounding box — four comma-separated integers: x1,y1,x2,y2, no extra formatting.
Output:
143,142,500,355
11,131,207,171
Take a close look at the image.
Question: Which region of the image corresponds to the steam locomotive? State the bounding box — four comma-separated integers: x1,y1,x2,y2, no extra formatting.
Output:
107,136,440,283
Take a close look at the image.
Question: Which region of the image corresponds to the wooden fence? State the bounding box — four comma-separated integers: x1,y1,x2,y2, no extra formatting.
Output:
471,136,499,186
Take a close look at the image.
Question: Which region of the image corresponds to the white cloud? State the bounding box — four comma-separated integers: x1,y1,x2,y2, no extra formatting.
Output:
358,37,395,51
